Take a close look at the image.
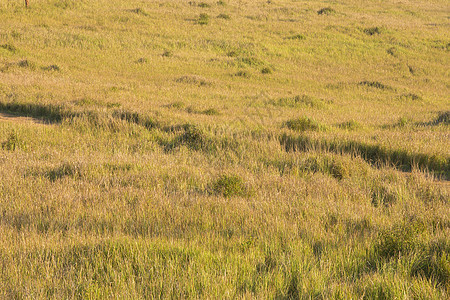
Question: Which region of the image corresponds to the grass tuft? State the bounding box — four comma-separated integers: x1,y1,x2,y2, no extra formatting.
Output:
198,13,210,25
284,117,327,132
2,131,23,151
212,174,247,198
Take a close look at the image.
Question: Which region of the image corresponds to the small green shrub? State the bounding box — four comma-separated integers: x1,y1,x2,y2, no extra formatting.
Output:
317,7,335,15
227,51,238,57
198,2,210,8
198,13,209,25
217,0,226,5
212,174,247,197
285,117,327,132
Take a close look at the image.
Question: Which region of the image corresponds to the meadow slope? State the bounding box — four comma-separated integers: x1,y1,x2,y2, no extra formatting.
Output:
0,0,449,298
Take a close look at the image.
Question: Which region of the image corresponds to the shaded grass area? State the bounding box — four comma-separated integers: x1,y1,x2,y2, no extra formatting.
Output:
279,133,450,179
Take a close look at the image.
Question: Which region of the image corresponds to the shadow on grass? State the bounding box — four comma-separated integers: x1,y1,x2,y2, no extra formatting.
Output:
279,134,449,180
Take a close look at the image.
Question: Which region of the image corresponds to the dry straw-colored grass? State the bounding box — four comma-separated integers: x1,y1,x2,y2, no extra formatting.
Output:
0,0,449,298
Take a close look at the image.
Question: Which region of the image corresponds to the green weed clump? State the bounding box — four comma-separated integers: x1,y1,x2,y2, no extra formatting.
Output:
285,117,327,132
212,174,247,197
198,13,209,25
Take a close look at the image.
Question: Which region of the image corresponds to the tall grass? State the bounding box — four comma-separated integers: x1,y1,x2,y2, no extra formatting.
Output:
0,0,448,298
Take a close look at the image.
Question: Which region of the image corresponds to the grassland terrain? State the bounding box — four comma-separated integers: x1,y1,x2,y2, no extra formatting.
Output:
0,0,449,298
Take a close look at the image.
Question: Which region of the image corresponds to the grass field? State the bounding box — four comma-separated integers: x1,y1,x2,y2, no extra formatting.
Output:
0,0,449,298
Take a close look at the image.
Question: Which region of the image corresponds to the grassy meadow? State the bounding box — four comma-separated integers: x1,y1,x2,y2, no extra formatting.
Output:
0,0,449,298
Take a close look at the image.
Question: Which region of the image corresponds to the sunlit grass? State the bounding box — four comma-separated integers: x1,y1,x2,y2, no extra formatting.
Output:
0,0,449,298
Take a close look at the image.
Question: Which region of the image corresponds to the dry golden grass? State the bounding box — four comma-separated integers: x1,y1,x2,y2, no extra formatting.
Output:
0,0,449,298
